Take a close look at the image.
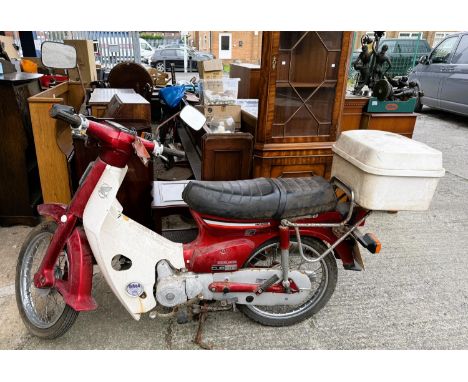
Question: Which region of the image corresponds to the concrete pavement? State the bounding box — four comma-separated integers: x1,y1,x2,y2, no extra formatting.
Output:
1,107,467,349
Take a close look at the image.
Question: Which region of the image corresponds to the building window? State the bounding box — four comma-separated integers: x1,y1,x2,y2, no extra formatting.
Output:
433,32,456,47
398,32,422,39
365,31,385,38
203,34,207,49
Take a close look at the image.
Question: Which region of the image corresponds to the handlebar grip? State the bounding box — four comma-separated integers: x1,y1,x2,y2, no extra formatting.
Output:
162,147,186,159
49,104,82,128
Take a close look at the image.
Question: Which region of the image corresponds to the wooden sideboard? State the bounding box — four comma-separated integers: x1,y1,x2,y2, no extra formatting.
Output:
341,96,369,132
360,113,417,138
342,96,416,138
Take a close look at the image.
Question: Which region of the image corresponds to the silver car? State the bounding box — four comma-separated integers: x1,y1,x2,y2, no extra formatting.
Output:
409,32,468,116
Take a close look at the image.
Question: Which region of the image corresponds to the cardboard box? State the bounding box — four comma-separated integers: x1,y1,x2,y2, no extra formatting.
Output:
200,59,223,72
202,105,241,122
198,59,223,79
63,39,97,86
0,36,20,60
199,105,242,133
202,71,223,80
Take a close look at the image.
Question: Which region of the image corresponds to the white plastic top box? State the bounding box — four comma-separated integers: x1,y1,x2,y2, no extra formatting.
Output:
331,130,445,211
333,130,445,177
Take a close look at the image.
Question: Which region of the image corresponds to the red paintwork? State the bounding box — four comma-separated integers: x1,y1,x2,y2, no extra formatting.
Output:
279,226,290,250
208,281,298,294
37,203,67,222
86,121,155,168
68,158,107,218
39,74,68,88
33,159,107,310
184,209,363,273
32,114,366,315
56,227,97,311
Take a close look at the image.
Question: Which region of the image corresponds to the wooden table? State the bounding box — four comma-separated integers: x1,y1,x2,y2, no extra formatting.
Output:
88,88,135,117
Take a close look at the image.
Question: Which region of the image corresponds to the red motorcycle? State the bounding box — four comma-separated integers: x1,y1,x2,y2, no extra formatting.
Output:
16,104,381,340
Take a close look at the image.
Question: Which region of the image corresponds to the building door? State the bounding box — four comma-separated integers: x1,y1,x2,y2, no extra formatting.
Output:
219,33,232,59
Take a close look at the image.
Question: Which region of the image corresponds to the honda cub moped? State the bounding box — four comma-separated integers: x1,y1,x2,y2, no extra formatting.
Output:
16,101,380,339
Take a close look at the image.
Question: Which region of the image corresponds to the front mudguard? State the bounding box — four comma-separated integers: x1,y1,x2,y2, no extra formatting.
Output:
37,203,97,311
58,227,97,311
299,227,357,269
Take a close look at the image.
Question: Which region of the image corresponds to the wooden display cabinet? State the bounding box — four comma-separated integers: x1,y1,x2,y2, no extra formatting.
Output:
0,73,43,226
253,31,352,178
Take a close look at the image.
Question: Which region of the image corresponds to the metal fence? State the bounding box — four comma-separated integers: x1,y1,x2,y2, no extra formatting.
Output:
35,31,141,70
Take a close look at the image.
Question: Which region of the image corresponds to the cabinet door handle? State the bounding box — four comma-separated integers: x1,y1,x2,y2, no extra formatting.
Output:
272,56,277,70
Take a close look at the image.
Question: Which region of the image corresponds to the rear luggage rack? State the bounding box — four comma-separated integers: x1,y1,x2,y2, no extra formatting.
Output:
280,177,372,264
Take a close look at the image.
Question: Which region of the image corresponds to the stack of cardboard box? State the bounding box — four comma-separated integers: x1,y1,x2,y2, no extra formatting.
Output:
198,59,241,133
198,59,223,80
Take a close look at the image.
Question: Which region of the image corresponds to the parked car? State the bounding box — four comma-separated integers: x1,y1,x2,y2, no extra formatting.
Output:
150,47,213,72
139,38,155,64
350,38,432,78
409,32,468,115
156,44,215,61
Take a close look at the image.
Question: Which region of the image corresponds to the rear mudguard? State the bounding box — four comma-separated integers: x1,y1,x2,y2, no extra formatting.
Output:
37,203,97,311
299,227,355,268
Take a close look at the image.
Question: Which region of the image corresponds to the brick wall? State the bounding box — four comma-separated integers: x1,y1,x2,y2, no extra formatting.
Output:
195,31,262,64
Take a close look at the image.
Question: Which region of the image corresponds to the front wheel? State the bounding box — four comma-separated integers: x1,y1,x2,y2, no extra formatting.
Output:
15,221,79,339
238,236,337,327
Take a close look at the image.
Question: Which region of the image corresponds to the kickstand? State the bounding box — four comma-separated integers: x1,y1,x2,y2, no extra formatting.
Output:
193,304,213,350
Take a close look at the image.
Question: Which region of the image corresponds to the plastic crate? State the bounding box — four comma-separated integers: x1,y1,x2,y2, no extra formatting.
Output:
199,78,240,105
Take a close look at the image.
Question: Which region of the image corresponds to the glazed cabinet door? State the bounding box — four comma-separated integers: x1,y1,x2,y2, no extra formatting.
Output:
254,32,352,179
258,32,351,144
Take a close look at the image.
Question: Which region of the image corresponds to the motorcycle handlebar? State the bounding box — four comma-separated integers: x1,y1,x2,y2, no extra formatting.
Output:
49,104,83,128
49,104,187,161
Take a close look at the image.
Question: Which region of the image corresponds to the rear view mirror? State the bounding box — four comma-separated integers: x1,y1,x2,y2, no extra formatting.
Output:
41,41,77,69
418,55,428,65
180,105,206,131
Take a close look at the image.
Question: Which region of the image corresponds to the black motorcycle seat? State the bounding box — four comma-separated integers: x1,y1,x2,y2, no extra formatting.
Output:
182,177,337,220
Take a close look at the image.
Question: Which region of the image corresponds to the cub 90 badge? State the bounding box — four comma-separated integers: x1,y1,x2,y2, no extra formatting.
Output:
126,282,144,297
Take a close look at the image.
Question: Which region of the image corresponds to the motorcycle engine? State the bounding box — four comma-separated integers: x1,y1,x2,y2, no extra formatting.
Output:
155,260,204,307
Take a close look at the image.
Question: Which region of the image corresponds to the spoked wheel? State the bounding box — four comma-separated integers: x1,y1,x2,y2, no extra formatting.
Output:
15,221,79,339
238,237,337,327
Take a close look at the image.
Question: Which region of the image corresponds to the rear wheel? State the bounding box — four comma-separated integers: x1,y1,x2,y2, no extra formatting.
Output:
15,221,79,339
238,236,337,327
